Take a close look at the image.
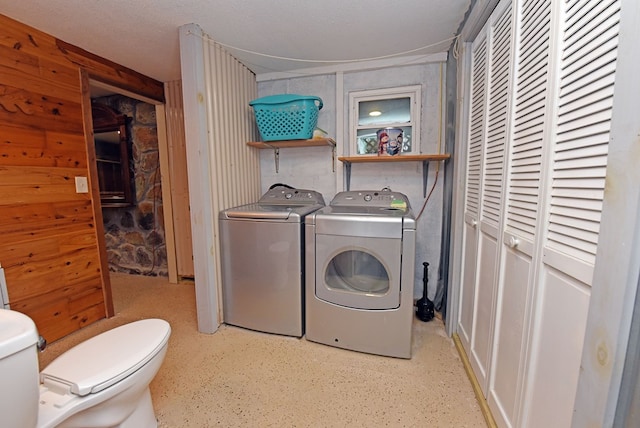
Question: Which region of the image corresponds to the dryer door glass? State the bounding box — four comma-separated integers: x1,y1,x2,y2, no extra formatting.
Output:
315,234,402,309
325,250,389,294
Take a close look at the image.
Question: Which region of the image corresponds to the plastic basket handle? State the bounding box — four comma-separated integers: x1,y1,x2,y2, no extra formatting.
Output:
311,97,323,110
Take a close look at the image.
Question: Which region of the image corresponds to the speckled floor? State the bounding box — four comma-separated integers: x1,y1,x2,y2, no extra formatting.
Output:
39,273,486,427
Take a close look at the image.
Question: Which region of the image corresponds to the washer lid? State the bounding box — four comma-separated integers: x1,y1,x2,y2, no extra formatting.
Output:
222,203,324,221
224,204,292,220
40,319,170,396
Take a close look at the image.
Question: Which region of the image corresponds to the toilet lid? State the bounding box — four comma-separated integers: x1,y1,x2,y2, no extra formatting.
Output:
40,319,171,396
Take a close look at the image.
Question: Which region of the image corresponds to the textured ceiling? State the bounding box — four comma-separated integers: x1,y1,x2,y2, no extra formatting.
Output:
0,0,471,82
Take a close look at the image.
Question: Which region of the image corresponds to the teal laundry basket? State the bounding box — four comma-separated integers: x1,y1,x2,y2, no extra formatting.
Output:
249,94,323,141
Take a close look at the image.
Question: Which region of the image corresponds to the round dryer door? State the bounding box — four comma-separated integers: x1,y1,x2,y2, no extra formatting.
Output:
325,250,389,293
315,234,402,309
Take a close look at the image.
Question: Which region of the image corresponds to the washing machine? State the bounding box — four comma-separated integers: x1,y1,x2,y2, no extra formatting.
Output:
219,185,325,337
304,189,416,358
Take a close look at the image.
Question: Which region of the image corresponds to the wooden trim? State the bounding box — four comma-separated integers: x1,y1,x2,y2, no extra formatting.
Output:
247,138,336,149
155,105,179,284
80,69,114,317
338,154,450,163
57,39,164,103
453,333,498,428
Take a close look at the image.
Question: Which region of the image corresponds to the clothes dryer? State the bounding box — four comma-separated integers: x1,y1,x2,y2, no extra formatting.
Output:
220,185,325,337
305,189,416,358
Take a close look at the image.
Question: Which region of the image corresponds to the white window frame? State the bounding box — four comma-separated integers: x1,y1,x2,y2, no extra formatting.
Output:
348,85,422,156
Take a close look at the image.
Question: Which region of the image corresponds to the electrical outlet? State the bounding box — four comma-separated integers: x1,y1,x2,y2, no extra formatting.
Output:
75,176,89,193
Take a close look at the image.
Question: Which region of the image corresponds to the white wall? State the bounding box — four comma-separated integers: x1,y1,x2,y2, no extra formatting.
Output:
257,61,447,300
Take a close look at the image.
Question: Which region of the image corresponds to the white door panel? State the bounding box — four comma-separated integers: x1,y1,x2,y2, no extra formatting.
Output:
524,269,590,427
470,233,499,392
489,248,532,427
458,224,479,350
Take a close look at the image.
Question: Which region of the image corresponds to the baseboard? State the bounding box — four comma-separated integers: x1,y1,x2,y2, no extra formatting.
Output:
452,333,498,428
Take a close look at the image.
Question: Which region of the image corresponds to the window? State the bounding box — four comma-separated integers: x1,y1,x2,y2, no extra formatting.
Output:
349,85,421,156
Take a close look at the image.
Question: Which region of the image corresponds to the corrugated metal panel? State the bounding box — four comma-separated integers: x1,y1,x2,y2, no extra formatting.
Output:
202,39,261,298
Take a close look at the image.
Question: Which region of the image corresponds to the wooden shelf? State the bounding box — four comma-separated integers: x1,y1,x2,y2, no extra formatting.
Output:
247,138,336,149
247,138,336,173
338,153,451,196
338,154,450,163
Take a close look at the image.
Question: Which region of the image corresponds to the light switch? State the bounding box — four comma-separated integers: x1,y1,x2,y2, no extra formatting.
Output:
75,176,89,193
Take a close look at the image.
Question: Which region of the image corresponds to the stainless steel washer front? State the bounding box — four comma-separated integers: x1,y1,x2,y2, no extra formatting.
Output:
219,186,324,337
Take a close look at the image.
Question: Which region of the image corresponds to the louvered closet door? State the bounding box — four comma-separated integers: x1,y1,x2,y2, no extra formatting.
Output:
471,0,513,395
523,0,620,426
458,0,513,396
487,0,551,426
457,26,488,355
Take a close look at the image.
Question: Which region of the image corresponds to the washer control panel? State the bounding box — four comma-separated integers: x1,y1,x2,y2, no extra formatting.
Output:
330,190,409,209
259,187,325,205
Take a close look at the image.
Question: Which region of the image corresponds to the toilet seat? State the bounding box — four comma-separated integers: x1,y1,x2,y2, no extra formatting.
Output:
41,319,170,396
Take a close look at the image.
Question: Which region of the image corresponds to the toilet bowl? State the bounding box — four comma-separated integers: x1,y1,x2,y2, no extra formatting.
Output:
0,309,171,428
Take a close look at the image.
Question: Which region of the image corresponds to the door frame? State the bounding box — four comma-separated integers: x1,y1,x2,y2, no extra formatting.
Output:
80,74,180,314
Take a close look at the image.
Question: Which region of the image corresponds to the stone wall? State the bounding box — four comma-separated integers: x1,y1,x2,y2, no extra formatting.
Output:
95,95,168,276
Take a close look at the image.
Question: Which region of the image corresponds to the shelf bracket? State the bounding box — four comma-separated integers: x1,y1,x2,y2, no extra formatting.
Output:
263,144,280,173
422,160,430,197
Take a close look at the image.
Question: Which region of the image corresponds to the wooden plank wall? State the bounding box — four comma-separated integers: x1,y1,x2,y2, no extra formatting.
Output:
0,13,164,342
164,80,194,278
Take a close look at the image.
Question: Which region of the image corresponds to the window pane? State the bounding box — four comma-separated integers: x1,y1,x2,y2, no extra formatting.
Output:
356,129,380,154
358,97,411,126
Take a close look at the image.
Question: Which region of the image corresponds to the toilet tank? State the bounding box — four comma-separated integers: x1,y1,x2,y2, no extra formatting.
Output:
0,309,40,428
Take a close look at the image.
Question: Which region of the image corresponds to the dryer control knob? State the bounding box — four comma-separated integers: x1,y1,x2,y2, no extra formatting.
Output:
285,193,292,199
364,194,372,202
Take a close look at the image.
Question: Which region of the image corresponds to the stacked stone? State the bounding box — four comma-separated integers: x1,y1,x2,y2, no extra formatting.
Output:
99,95,168,277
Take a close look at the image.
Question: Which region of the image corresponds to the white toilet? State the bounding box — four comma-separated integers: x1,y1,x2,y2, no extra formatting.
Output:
0,309,171,428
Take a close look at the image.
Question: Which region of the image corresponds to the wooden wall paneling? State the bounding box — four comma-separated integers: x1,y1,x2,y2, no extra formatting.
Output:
0,125,88,168
0,13,166,340
18,281,106,342
0,183,90,205
0,93,83,135
0,43,40,75
10,276,103,314
1,232,101,289
0,15,71,66
0,165,88,185
0,201,94,242
2,62,82,102
0,13,108,342
61,246,103,286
